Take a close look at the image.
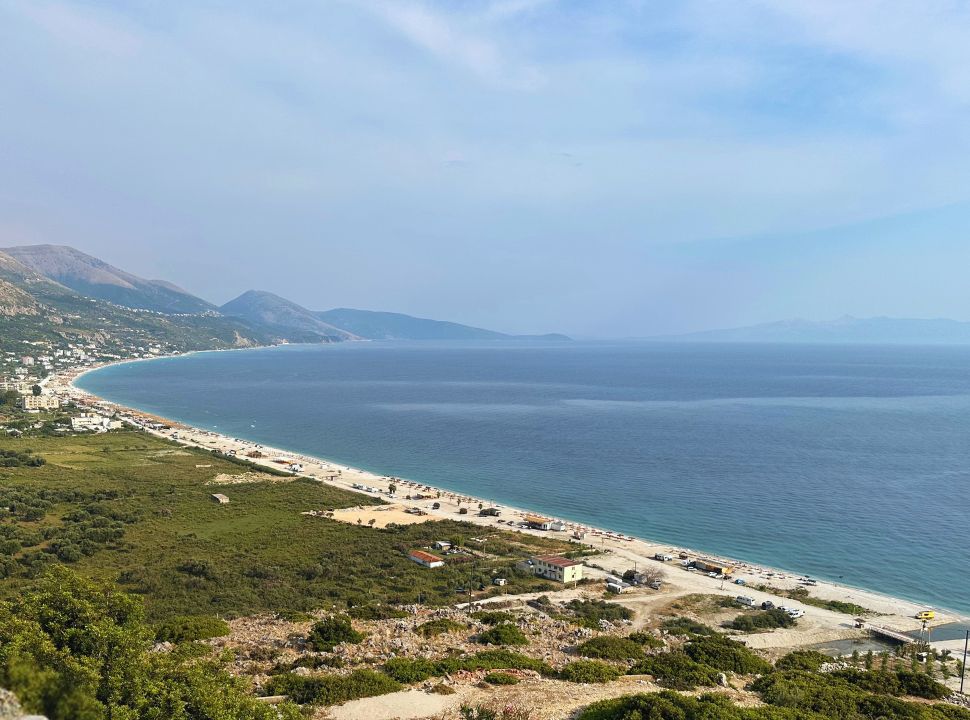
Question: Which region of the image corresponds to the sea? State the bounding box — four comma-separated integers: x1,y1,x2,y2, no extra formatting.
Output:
76,341,970,615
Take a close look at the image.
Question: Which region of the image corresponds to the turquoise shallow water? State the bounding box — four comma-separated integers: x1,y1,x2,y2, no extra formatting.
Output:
76,341,970,614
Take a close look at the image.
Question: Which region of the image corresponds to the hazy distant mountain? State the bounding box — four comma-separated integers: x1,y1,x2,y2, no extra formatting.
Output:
659,316,970,345
221,291,359,342
3,244,215,314
0,244,567,349
318,308,498,340
0,249,278,351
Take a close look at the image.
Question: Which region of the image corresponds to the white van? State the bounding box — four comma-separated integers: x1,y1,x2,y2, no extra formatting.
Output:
735,595,755,607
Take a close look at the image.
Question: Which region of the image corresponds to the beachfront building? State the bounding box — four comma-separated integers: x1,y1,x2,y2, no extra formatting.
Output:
409,550,445,568
693,558,735,575
532,555,584,583
18,394,59,411
71,414,122,432
524,514,554,531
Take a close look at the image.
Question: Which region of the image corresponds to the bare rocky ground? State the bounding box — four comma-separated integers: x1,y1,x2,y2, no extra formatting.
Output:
204,586,778,719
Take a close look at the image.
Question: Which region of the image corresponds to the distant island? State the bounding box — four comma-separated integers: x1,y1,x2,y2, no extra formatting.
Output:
654,316,970,345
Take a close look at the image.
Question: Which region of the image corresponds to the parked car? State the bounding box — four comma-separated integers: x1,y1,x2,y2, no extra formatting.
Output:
761,601,775,610
734,578,747,586
916,610,935,620
788,608,805,619
736,595,755,607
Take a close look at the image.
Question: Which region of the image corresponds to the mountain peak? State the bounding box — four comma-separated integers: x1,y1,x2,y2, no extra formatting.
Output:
220,290,359,342
2,244,214,314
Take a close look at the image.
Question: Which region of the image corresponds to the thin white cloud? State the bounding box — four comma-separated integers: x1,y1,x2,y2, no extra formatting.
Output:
11,0,142,56
354,0,544,87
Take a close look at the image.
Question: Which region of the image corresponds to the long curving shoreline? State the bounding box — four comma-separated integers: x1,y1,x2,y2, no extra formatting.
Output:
49,351,970,656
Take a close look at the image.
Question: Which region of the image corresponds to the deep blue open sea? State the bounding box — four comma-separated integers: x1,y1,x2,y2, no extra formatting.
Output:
76,341,970,614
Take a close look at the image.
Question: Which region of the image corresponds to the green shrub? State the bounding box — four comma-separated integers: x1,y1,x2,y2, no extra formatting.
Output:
471,610,515,625
728,609,795,632
383,650,552,684
683,633,771,675
264,669,401,705
775,649,829,672
347,604,409,620
627,631,664,649
564,599,633,629
630,652,720,690
894,670,950,700
462,650,552,675
578,690,803,720
577,636,645,661
559,660,624,683
660,617,716,636
483,671,520,685
155,615,231,643
0,567,301,720
306,614,364,651
383,657,443,683
417,618,466,637
477,623,528,646
801,597,872,616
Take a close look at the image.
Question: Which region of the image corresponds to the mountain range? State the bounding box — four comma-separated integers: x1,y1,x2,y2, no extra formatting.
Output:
0,244,567,351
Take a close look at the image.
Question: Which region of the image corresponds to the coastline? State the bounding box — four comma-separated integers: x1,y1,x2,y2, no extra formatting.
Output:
51,352,970,655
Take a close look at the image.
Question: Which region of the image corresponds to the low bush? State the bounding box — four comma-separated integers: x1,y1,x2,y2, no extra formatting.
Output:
417,618,466,637
471,610,515,626
576,636,645,661
382,650,553,684
565,599,633,629
306,614,365,651
630,652,720,690
775,649,829,672
477,623,528,646
0,449,45,467
383,657,442,683
660,617,716,636
578,690,807,720
801,597,872,616
155,615,231,643
559,660,624,684
264,669,401,705
683,634,771,675
728,609,795,632
627,631,664,649
347,604,409,620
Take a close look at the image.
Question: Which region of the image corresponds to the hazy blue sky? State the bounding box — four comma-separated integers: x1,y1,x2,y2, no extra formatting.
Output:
2,1,969,337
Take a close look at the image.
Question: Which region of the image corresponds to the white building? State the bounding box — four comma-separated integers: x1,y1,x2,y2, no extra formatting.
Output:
532,555,584,583
409,550,445,568
71,414,122,432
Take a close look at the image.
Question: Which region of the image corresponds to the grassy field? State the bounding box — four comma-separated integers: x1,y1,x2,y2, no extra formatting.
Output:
0,431,567,621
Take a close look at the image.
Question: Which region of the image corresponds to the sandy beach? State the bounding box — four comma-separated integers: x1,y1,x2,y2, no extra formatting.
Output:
50,358,970,659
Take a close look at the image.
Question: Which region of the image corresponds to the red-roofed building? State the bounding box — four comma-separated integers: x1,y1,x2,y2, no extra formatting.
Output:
409,550,445,568
532,554,584,583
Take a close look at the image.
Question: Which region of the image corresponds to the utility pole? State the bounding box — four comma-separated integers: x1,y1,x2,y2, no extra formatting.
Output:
961,629,969,695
